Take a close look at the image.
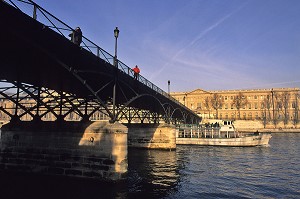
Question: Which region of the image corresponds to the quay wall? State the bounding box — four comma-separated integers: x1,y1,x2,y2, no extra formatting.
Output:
0,121,128,181
233,120,300,133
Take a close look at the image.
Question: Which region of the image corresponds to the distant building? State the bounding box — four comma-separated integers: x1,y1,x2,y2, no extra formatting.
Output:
171,88,300,127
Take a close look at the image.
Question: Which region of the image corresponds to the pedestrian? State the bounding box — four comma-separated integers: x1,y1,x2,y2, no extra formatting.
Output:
69,27,82,46
133,65,140,80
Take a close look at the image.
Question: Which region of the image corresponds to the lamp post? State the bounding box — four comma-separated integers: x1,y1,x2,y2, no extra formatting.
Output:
114,27,119,67
168,80,170,95
112,27,119,123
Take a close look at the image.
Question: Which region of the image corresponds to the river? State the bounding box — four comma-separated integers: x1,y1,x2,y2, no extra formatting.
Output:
0,133,299,199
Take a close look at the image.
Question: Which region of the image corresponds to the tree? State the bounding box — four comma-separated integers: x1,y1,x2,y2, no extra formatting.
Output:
231,92,248,119
204,96,211,119
271,90,280,128
210,93,224,119
292,93,300,127
278,92,290,127
260,95,272,128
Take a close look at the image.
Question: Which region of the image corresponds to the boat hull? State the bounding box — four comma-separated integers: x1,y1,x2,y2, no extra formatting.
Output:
176,133,272,146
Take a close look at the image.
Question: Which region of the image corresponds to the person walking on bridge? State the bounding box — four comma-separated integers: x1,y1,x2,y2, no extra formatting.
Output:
133,65,140,80
69,27,82,46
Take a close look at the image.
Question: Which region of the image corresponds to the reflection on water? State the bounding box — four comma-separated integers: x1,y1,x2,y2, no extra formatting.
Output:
128,148,179,198
0,133,300,198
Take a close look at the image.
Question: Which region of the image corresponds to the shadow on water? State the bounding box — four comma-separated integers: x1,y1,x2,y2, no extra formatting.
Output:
0,171,127,199
0,148,180,199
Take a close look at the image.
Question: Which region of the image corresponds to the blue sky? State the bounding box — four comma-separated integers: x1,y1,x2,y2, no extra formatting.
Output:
19,0,300,92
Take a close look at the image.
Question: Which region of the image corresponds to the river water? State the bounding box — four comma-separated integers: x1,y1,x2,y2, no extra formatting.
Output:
0,133,299,199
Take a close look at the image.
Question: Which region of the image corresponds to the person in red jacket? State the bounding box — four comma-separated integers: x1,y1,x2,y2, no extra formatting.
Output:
133,65,140,80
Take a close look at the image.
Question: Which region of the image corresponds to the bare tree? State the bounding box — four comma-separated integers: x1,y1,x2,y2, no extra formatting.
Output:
277,92,290,127
261,97,269,128
231,92,248,119
292,93,300,127
271,90,280,128
204,96,211,119
265,95,272,121
210,93,224,119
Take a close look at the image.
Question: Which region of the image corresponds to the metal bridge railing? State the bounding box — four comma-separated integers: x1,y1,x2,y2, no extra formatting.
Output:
3,0,190,110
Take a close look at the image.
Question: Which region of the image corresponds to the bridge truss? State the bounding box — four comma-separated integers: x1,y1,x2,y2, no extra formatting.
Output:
0,80,199,125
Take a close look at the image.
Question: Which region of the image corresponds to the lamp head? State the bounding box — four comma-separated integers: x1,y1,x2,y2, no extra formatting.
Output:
114,27,119,38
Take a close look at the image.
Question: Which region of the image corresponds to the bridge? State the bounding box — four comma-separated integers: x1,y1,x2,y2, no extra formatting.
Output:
0,0,200,125
0,0,201,181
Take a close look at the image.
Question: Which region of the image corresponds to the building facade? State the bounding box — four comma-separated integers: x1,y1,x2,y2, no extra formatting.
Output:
171,88,300,126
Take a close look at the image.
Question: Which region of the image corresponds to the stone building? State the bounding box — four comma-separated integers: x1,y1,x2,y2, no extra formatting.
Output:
171,88,300,126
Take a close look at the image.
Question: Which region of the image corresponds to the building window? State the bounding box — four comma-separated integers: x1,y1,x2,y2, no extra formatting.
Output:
248,113,252,120
225,96,228,100
248,104,252,109
197,103,201,109
261,95,264,100
254,95,258,99
254,103,258,109
231,113,235,119
292,102,296,108
225,104,228,109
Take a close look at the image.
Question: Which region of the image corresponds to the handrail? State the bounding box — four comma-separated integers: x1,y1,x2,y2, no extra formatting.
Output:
3,0,197,116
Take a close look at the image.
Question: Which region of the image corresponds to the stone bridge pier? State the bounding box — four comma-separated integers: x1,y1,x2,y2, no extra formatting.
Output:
0,121,176,182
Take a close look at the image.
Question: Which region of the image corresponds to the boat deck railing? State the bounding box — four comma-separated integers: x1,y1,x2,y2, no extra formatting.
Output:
176,125,239,139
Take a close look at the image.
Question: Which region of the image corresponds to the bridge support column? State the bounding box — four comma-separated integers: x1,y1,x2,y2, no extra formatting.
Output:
126,123,176,150
0,121,128,182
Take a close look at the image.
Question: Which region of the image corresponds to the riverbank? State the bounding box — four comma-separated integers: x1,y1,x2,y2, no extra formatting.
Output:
202,119,300,133
238,128,300,133
233,120,300,133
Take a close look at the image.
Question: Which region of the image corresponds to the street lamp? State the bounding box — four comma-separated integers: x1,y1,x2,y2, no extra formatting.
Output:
168,80,170,95
111,27,119,123
114,27,119,67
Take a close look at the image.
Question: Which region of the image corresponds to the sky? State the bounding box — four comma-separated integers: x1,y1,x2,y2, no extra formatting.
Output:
13,0,300,92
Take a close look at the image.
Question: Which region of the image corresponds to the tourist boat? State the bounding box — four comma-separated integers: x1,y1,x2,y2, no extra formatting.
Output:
176,120,272,147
